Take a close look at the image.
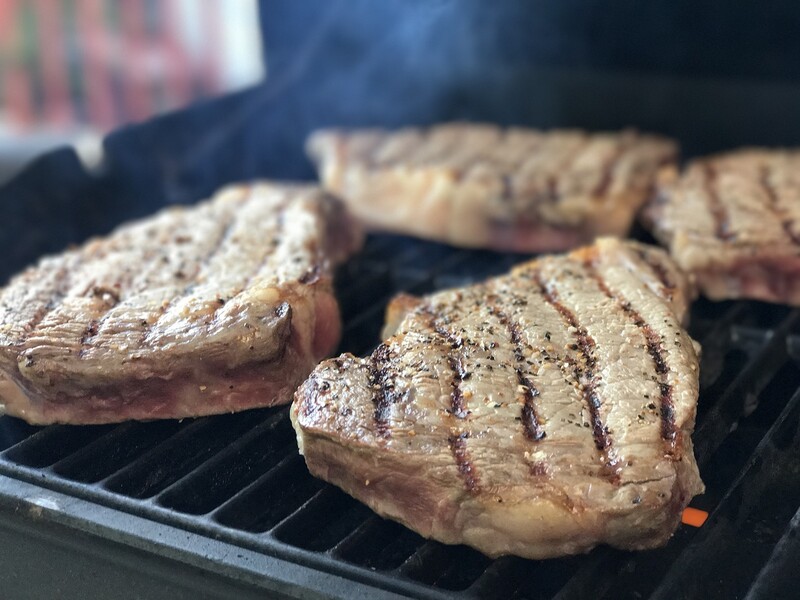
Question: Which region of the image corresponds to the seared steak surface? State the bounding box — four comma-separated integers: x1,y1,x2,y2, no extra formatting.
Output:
292,238,704,559
308,123,676,252
645,148,800,304
0,182,362,424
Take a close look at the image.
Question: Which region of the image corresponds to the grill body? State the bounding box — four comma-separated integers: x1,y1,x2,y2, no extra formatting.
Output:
3,3,800,592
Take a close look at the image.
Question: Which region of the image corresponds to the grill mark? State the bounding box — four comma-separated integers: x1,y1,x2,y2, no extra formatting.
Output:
420,305,479,493
457,129,542,190
493,130,546,203
140,202,243,344
348,132,386,169
591,137,630,198
80,319,99,346
448,432,479,493
513,135,587,207
524,267,621,483
583,259,679,456
519,375,544,440
209,198,294,321
395,129,432,166
155,189,295,343
542,176,558,204
237,215,285,287
633,248,674,301
371,131,425,168
547,136,590,204
500,174,514,200
364,133,391,168
508,131,547,167
368,342,401,438
455,152,490,183
485,302,546,442
16,258,80,347
76,245,166,357
430,318,468,419
452,129,508,182
760,163,800,245
15,220,185,349
704,164,735,241
408,130,464,168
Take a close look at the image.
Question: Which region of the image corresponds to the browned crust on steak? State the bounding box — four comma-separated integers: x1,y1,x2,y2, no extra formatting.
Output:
644,148,800,304
307,123,677,251
292,238,703,559
0,182,363,424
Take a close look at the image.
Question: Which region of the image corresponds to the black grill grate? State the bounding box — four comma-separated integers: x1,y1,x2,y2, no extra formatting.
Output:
0,233,799,599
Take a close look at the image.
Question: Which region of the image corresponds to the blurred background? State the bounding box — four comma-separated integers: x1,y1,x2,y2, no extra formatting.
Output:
0,0,263,183
3,1,800,210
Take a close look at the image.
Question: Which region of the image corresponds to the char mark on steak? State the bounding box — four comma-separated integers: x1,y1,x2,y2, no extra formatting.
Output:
486,302,545,442
760,163,800,245
704,164,735,242
522,267,621,483
582,256,679,455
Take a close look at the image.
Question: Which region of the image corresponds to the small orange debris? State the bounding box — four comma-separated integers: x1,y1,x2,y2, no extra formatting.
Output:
681,507,709,527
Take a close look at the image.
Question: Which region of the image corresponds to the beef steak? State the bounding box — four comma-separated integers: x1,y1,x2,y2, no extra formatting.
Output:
308,123,676,252
292,238,704,559
644,148,800,304
0,182,362,424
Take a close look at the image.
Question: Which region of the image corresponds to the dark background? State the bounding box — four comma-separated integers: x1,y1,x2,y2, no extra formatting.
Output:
3,0,800,280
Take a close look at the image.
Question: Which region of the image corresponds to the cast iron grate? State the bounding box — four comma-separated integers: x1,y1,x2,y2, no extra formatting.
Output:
0,233,798,599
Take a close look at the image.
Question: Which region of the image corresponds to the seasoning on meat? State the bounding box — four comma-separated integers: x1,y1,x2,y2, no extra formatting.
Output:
292,238,703,560
0,182,362,424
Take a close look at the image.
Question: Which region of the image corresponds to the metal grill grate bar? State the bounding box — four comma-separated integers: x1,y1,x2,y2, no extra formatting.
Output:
650,385,800,599
154,408,293,514
209,453,318,532
100,413,258,497
51,421,180,483
3,424,115,468
744,506,800,600
694,310,800,466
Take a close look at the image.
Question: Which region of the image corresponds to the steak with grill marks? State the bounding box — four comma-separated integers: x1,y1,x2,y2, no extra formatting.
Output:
307,123,677,252
292,238,704,559
644,148,800,304
0,182,362,425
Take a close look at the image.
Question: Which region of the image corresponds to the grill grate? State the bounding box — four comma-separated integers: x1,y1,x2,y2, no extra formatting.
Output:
0,233,798,599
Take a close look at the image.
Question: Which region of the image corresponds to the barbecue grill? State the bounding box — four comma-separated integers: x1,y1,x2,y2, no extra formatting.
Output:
3,2,800,598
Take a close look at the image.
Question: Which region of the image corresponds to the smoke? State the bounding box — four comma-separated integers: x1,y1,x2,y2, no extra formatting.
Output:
100,0,800,211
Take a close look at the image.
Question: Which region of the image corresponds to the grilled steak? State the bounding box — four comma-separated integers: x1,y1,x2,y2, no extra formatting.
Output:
0,182,362,425
644,148,800,303
292,238,703,559
307,123,676,252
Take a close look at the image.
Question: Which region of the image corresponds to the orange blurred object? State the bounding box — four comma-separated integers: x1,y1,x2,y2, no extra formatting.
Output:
681,507,709,528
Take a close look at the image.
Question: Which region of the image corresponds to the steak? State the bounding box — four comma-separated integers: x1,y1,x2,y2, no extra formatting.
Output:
307,123,676,252
0,182,362,424
644,148,800,303
292,238,704,559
